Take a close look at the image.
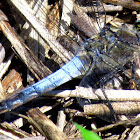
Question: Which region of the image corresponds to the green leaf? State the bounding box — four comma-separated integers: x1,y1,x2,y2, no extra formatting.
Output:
74,122,102,140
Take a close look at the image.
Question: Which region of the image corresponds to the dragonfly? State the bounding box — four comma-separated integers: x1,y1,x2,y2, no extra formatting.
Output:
0,0,139,114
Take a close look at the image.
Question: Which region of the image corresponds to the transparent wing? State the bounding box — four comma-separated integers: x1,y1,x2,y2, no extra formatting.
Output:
73,0,106,35
15,0,107,70
26,0,106,40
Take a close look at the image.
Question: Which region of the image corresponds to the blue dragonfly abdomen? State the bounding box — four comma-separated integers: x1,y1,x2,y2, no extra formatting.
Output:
0,54,91,113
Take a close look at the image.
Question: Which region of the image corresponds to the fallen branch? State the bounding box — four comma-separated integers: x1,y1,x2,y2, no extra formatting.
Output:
94,116,140,133
80,4,123,12
104,0,140,11
0,52,14,79
84,101,140,116
0,122,32,139
27,108,68,140
0,43,5,64
127,126,140,140
44,87,140,102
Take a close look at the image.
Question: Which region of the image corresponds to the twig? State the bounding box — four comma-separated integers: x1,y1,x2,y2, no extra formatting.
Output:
0,121,32,139
27,108,68,140
43,87,140,102
0,80,4,100
56,109,66,132
94,116,140,133
127,126,140,140
20,0,50,62
80,5,123,12
61,0,73,34
104,0,140,11
104,5,123,12
84,101,140,116
11,102,61,128
0,52,14,79
0,43,5,64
